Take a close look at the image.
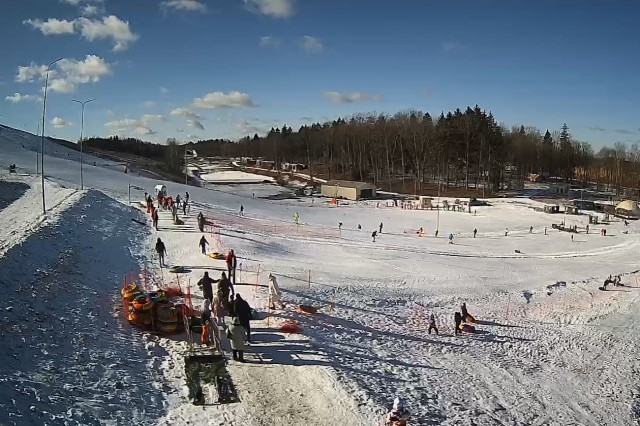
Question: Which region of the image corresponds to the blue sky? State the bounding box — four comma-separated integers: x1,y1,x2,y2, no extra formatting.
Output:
1,0,639,147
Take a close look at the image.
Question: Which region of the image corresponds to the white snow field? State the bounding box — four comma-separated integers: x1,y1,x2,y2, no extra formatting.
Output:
1,128,640,425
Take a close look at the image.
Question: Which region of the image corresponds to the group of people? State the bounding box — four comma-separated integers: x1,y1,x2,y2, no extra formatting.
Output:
602,274,623,290
198,271,252,362
145,191,190,230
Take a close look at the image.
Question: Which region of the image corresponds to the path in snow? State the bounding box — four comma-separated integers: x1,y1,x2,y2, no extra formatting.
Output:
142,204,373,425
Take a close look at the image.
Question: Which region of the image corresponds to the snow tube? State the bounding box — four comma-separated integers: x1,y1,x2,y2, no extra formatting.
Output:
297,305,321,314
132,295,153,311
121,283,140,300
123,291,142,302
128,306,152,325
460,324,476,333
465,314,475,323
208,253,225,260
156,304,178,323
169,266,185,273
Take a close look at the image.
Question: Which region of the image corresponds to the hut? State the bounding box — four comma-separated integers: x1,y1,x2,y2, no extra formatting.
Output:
615,200,640,219
321,180,377,201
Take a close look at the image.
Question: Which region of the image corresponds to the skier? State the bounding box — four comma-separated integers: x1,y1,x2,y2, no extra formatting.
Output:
198,272,214,303
199,235,209,254
473,228,477,238
448,233,454,244
372,230,377,242
155,238,167,267
227,317,247,362
239,204,244,216
427,313,438,335
379,222,384,233
233,294,252,343
226,249,237,284
454,311,462,335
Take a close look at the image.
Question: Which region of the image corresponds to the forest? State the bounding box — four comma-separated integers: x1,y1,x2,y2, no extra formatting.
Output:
83,105,640,196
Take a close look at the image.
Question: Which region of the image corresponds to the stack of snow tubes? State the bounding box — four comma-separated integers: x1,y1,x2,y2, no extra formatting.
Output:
121,283,182,333
155,301,180,333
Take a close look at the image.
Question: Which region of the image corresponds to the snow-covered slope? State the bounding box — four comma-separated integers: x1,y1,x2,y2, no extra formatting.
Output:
2,126,640,425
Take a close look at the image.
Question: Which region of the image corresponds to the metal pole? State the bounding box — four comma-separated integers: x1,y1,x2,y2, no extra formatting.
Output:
72,98,95,190
41,58,63,214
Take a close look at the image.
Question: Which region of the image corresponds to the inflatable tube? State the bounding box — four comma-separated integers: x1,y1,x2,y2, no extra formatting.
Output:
156,320,178,333
460,324,476,333
169,266,185,273
156,307,178,323
132,295,153,311
465,314,475,323
121,283,139,296
128,309,152,325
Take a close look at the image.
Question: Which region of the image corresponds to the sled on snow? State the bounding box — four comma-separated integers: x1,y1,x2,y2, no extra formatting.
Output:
208,252,225,260
296,304,325,315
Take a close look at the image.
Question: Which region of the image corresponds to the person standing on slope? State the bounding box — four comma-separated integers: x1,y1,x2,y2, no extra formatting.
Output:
473,228,477,238
197,212,205,232
454,311,462,335
233,293,252,343
448,233,454,244
152,207,159,230
379,222,384,233
372,230,378,242
427,313,438,335
239,204,244,216
293,211,299,224
226,249,237,284
155,238,167,267
198,271,214,303
199,235,209,255
227,317,247,362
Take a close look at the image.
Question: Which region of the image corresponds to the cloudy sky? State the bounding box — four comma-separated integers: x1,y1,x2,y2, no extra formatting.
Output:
1,0,639,146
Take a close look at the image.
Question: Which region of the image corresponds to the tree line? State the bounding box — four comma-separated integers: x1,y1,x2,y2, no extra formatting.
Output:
83,106,640,196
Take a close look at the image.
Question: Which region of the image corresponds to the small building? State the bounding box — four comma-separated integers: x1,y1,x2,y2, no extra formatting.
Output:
549,183,570,196
615,200,640,219
418,196,432,209
321,180,377,201
544,205,560,214
565,205,579,215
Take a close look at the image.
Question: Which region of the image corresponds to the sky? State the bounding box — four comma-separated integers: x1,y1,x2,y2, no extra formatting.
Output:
1,0,639,147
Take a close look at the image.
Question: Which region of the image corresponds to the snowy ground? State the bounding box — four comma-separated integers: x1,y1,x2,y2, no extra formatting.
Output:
2,129,640,425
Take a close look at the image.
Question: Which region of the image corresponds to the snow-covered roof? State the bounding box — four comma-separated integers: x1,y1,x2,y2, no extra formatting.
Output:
615,200,640,213
323,180,376,190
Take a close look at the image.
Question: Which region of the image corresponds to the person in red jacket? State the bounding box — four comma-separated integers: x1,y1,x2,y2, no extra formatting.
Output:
226,249,237,284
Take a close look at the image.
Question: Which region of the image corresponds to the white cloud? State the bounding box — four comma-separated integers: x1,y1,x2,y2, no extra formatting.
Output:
24,18,76,35
23,14,137,52
160,0,208,13
141,100,156,108
106,109,114,116
76,15,139,51
81,4,104,16
243,0,295,18
105,118,143,131
186,134,200,139
299,35,323,53
141,114,167,123
192,91,255,109
322,91,381,104
5,93,43,103
187,119,205,130
51,117,69,128
61,0,105,5
135,126,156,136
237,120,264,135
259,36,280,48
160,86,169,95
170,107,203,120
15,55,111,94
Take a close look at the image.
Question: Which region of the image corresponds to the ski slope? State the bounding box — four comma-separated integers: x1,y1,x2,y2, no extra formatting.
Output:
1,128,639,425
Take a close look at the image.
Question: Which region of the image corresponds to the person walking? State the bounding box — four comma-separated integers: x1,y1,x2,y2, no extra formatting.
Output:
197,212,205,232
372,230,377,242
473,228,477,238
293,211,299,224
199,235,209,255
448,233,454,244
233,294,252,343
529,226,533,234
379,222,384,233
152,207,159,230
427,313,438,335
215,272,234,309
239,205,244,216
268,273,284,309
228,317,247,362
226,249,237,284
183,199,188,215
155,238,167,267
198,271,214,303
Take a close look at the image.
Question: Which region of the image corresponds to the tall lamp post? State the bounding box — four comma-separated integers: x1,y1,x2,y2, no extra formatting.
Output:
40,58,63,214
71,98,95,190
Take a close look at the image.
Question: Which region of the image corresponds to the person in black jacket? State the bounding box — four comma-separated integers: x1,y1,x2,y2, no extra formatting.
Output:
199,235,209,255
197,212,205,232
155,238,167,267
233,294,252,343
198,272,214,303
454,311,462,335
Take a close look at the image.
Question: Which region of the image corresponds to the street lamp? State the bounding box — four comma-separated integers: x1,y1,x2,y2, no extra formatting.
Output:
72,98,96,190
40,57,63,214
